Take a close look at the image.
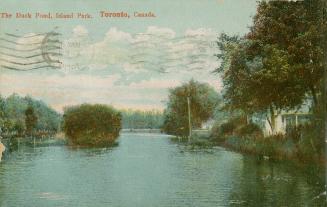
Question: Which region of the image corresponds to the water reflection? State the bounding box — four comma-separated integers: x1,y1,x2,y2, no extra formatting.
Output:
66,145,118,157
0,133,325,207
228,157,325,206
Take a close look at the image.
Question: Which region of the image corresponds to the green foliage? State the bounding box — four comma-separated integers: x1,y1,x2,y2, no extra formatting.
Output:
211,115,262,141
121,109,163,129
213,119,324,163
296,122,324,161
0,93,61,136
209,0,326,164
237,123,263,137
219,122,236,136
25,106,38,135
248,1,326,107
215,0,327,133
63,104,122,147
162,80,219,137
12,120,25,136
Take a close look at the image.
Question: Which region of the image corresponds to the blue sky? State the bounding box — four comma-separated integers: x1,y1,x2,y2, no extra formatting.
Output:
0,0,258,112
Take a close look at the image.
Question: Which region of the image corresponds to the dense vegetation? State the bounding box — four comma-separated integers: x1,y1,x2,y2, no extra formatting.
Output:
162,80,219,137
211,116,323,163
216,1,326,116
212,0,326,162
0,93,61,137
121,109,163,129
63,104,122,147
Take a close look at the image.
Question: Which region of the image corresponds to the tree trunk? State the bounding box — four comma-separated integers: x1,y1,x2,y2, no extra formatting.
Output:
269,105,276,134
310,85,318,107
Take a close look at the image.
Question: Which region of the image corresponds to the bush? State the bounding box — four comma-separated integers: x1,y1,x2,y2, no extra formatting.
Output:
220,122,236,135
295,122,324,162
63,104,122,147
213,115,324,163
211,116,260,140
286,125,304,143
236,123,263,137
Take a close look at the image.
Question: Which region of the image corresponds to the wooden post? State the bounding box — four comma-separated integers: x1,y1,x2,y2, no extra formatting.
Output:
187,97,192,142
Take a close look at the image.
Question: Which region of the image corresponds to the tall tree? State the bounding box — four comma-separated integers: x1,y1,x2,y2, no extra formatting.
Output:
25,106,38,135
246,0,326,107
215,0,327,132
162,80,219,137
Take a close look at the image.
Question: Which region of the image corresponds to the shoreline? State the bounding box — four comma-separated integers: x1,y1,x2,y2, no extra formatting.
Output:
214,136,325,168
170,134,325,168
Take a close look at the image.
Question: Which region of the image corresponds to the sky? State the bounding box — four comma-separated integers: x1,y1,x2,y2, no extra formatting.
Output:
0,0,258,112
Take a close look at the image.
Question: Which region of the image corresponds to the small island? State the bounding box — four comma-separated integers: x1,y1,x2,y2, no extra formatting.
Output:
62,104,122,147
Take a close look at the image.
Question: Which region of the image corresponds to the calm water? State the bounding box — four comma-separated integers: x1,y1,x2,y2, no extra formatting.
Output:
0,133,325,207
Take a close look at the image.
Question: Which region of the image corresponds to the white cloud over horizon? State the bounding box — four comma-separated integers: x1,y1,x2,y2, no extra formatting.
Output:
0,25,222,112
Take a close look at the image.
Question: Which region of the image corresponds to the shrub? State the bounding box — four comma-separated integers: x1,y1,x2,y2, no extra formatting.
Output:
210,121,221,139
63,104,122,147
211,116,261,139
295,122,324,162
220,122,236,135
236,123,263,137
286,126,302,143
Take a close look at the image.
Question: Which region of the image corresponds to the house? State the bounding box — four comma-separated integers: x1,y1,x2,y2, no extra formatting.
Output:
262,112,311,136
252,101,312,137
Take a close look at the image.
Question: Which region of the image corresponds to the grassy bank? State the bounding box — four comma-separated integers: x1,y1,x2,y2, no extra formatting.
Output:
2,136,68,152
210,118,325,165
169,117,324,166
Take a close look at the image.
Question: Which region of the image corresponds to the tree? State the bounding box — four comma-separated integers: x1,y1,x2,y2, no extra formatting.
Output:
25,106,38,135
0,93,60,137
63,104,122,146
215,0,327,133
162,80,219,137
0,95,5,132
246,0,326,108
121,109,164,129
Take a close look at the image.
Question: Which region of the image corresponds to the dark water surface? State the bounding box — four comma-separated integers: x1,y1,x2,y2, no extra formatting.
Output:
0,133,325,207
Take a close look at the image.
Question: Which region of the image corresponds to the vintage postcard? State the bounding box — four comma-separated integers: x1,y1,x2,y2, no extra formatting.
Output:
0,0,326,206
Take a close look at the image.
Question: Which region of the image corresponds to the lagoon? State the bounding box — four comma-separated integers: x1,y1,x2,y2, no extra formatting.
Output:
0,133,325,206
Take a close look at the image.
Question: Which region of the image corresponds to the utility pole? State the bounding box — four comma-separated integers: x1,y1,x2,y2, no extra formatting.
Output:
187,96,192,142
321,1,327,200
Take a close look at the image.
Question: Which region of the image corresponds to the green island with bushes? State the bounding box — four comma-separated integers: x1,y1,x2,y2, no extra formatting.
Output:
63,104,122,147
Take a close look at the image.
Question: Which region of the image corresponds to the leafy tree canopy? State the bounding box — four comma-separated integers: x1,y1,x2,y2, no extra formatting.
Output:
215,0,326,123
0,93,61,134
162,80,219,137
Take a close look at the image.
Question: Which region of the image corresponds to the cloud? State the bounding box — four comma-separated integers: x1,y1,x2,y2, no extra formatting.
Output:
130,79,181,89
73,25,89,37
60,26,219,76
185,28,215,38
146,26,176,39
0,25,222,111
105,27,133,42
